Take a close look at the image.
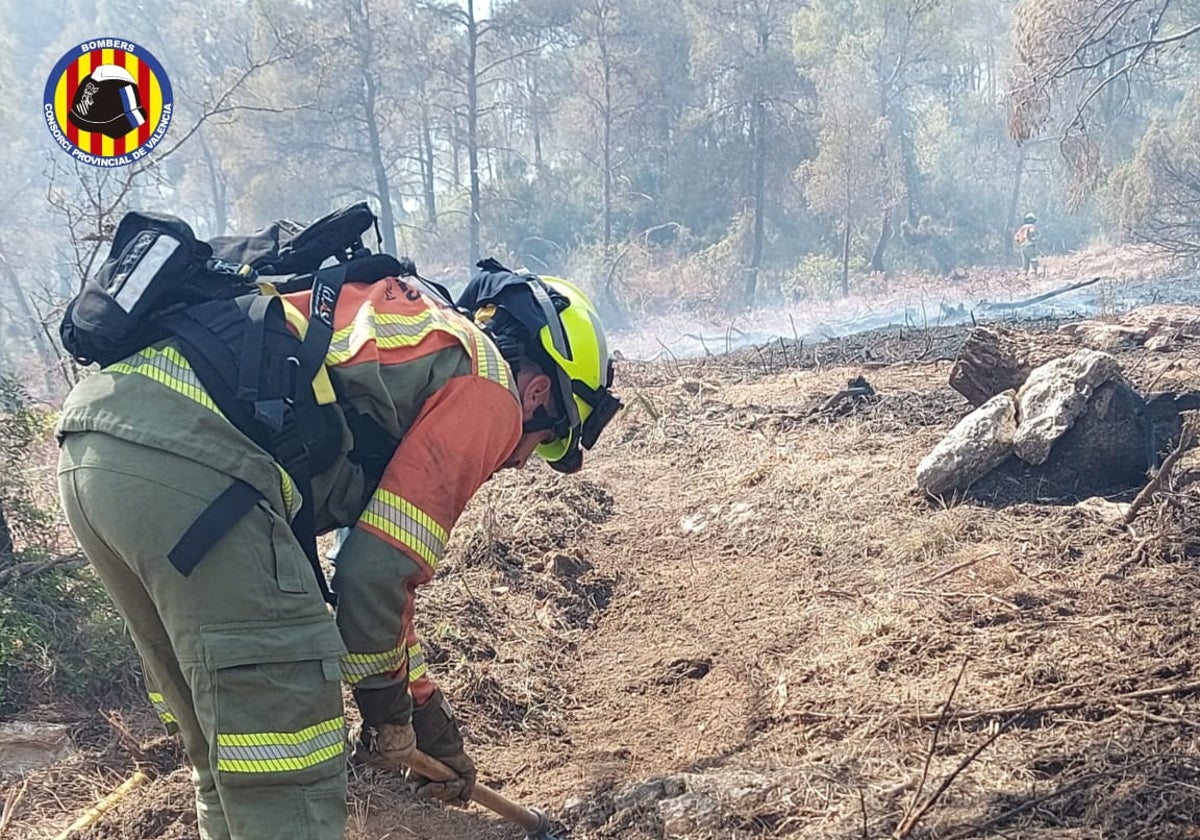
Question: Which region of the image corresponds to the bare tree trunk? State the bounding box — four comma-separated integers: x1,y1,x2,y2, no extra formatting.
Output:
899,126,919,224
467,0,482,266
985,15,997,101
531,71,544,176
421,104,437,228
841,220,852,298
744,20,770,307
1006,143,1027,251
350,0,396,255
363,71,397,256
450,118,461,188
870,207,893,273
199,132,228,236
746,95,766,306
0,500,12,560
600,11,613,259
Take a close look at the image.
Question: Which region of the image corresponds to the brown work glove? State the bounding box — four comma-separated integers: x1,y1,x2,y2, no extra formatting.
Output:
349,720,415,771
351,684,416,772
408,690,476,806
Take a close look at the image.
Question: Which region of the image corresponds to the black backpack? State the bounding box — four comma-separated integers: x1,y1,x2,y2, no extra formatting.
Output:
60,201,388,367
59,203,410,604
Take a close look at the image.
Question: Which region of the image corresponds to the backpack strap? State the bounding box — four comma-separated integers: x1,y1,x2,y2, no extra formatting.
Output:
237,293,272,407
295,265,348,389
167,479,263,576
158,256,393,605
164,296,340,606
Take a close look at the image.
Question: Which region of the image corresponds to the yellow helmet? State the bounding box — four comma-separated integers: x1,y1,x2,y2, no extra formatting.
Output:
531,276,622,472
456,259,622,473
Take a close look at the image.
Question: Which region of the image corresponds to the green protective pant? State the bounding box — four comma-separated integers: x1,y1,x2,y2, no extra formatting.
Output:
58,432,348,840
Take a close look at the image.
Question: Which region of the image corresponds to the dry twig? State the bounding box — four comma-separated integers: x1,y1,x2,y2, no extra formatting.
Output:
917,552,1000,586
895,723,1008,839
898,658,970,838
0,553,87,586
52,771,148,840
900,678,1200,725
0,780,29,839
1124,415,1198,525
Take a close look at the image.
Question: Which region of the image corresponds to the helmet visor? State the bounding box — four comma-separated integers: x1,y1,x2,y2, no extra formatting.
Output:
536,381,622,468
536,431,574,465
580,387,622,449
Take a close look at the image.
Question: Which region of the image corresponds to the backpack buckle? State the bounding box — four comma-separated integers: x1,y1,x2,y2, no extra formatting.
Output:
284,355,301,405
253,398,288,432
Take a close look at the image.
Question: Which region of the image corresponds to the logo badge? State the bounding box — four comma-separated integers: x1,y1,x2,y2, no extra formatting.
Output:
43,38,173,168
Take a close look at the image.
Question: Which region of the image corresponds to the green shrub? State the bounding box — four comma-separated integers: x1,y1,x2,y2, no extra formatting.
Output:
0,376,140,713
784,253,844,300
0,569,139,713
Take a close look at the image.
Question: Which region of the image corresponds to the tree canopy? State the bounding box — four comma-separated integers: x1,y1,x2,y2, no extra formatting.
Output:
4,0,1199,379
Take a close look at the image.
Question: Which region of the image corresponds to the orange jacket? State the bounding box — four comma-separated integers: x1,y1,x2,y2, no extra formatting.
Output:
284,277,522,705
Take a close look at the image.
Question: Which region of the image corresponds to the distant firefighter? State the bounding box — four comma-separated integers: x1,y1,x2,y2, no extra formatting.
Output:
1014,212,1040,276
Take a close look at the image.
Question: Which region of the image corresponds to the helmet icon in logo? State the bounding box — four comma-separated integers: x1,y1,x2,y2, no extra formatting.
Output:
68,65,147,139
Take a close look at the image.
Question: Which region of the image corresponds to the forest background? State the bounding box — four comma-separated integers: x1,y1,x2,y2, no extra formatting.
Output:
1,0,1198,394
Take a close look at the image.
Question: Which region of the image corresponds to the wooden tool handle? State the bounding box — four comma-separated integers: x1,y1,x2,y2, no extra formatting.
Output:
405,749,550,834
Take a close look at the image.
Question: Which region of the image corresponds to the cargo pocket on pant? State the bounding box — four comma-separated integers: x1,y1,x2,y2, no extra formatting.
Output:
201,614,347,788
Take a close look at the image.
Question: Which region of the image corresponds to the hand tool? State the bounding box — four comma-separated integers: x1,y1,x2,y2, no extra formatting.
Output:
405,749,562,840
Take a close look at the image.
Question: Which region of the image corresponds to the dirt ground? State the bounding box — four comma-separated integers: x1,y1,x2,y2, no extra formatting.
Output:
10,312,1200,839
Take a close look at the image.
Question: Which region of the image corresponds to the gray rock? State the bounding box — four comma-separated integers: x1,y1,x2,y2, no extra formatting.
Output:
1057,323,1144,352
658,793,720,837
917,392,1018,494
550,552,592,579
1014,350,1120,465
612,779,667,811
686,769,779,810
0,721,75,773
663,775,687,797
560,795,609,829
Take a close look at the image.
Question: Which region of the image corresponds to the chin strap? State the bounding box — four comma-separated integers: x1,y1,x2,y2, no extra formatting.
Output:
522,406,570,440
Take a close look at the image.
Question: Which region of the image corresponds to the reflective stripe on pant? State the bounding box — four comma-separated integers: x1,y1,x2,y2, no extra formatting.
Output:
58,432,347,840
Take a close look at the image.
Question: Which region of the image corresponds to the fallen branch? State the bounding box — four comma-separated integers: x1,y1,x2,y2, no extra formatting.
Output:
898,659,969,838
901,678,1200,725
818,387,873,413
1124,415,1198,525
653,337,681,377
895,723,1007,839
1097,535,1156,583
897,588,1021,612
939,768,1124,840
978,276,1104,312
794,678,1200,728
632,389,661,422
52,770,148,840
0,553,87,586
1114,702,1200,727
917,552,1000,586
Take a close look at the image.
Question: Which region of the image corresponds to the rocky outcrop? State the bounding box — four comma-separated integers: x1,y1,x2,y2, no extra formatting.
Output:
916,392,1018,494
